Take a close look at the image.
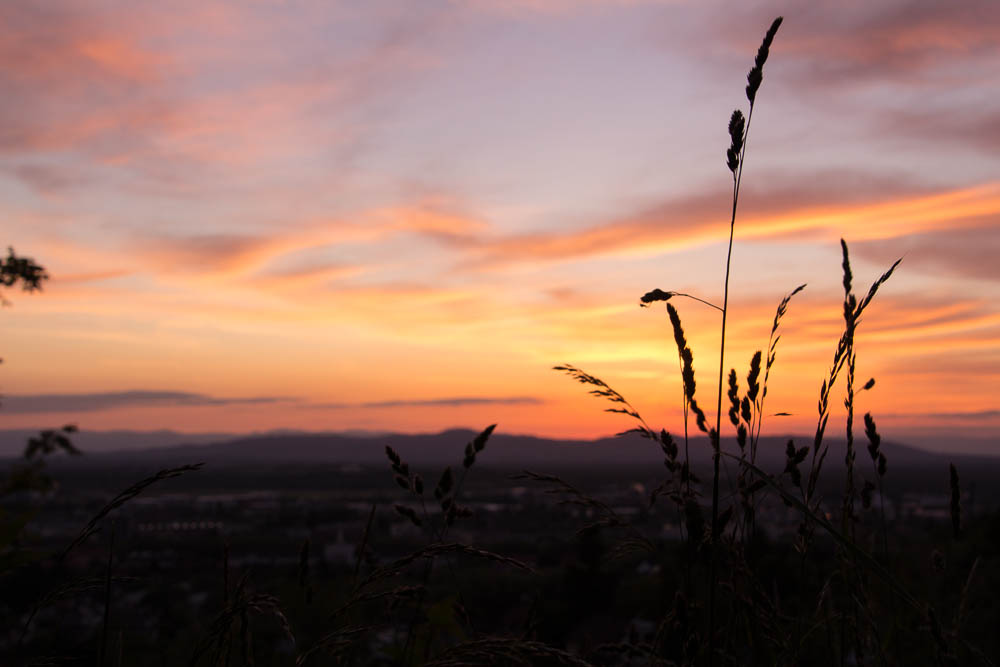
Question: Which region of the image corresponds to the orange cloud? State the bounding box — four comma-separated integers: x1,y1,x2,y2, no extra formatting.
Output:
6,262,996,445
246,264,364,291
55,270,133,285
4,195,491,296
76,38,166,81
131,234,287,277
461,180,1000,268
373,201,489,240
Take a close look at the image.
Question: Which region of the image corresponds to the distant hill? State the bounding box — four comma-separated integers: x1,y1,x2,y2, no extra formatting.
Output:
5,427,997,503
2,427,983,470
0,428,241,458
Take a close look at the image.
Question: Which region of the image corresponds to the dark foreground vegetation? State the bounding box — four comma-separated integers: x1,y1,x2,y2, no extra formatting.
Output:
2,453,999,666
3,17,999,666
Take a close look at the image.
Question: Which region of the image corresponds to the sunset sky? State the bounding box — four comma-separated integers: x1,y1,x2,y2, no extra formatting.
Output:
1,1,998,453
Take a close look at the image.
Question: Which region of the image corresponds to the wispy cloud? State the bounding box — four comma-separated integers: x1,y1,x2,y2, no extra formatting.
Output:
15,196,487,293
458,0,678,15
782,0,1000,87
854,227,1000,282
7,162,92,194
874,108,1000,155
688,0,1000,87
307,396,545,409
0,390,295,414
0,1,447,191
920,410,1000,421
0,4,171,155
131,234,278,275
460,177,1000,269
880,409,1000,424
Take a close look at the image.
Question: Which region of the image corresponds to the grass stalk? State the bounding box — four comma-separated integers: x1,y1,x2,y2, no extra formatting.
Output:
709,19,783,656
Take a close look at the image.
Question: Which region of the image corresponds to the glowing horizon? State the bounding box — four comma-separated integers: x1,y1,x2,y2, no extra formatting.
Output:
1,1,998,454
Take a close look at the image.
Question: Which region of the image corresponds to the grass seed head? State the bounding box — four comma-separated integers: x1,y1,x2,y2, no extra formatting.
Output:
385,445,400,466
435,466,454,500
639,288,674,306
864,412,881,460
727,109,745,171
727,369,740,426
861,480,875,509
745,17,782,103
840,238,853,296
660,429,678,460
473,423,496,452
746,351,762,403
394,504,422,527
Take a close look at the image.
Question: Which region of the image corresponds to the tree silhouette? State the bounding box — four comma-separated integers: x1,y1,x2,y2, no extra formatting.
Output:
0,247,76,500
0,246,48,306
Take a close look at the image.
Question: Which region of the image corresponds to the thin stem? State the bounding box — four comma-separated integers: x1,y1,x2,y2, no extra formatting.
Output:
675,354,691,496
752,324,781,459
674,352,694,598
709,100,755,658
405,462,473,663
673,292,724,312
842,351,857,539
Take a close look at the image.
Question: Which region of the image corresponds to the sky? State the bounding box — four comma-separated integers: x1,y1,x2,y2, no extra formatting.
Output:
1,0,998,454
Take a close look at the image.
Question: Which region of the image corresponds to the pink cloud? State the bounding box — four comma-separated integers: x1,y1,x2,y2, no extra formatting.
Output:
872,107,1000,155
854,227,1000,282
679,1,1000,87
0,5,172,155
783,0,1000,85
0,1,444,189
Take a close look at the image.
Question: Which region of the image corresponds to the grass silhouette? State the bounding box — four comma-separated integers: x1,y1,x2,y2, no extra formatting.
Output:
3,18,998,667
550,16,989,666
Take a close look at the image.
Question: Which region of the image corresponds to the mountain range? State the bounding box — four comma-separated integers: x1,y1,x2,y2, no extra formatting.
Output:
1,427,988,470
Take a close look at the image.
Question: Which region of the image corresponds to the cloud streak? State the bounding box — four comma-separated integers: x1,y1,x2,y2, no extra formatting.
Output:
460,177,1000,269
854,227,1000,282
0,390,295,414
307,396,545,409
689,0,1000,88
